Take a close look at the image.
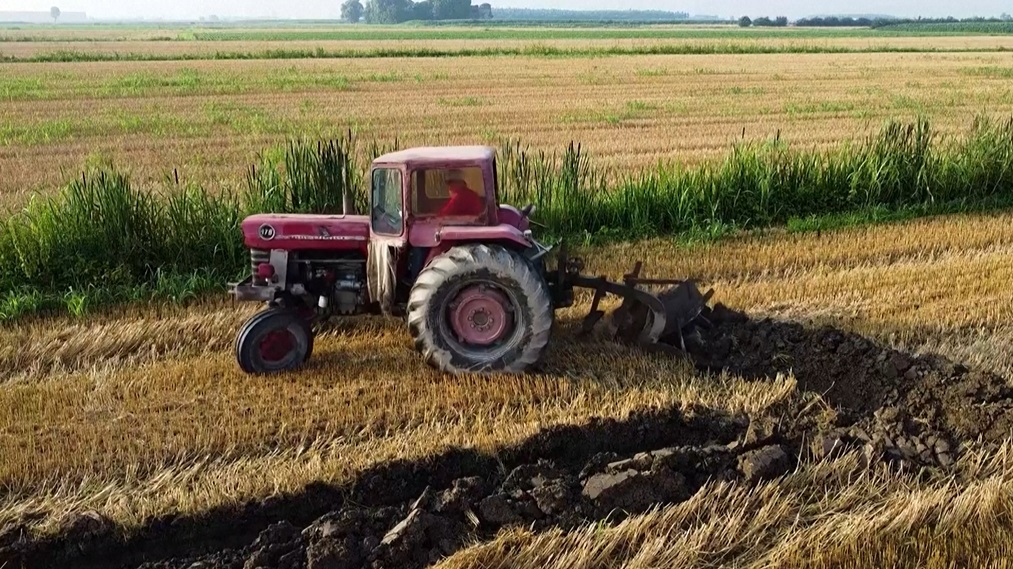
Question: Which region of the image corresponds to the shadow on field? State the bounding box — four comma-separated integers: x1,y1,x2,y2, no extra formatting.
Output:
2,400,747,569
6,307,1013,569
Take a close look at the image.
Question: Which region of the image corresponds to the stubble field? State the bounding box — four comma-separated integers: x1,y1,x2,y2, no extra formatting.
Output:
3,35,1013,207
3,21,1013,569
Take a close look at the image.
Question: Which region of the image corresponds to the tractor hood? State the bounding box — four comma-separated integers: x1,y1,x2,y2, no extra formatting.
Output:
242,213,370,251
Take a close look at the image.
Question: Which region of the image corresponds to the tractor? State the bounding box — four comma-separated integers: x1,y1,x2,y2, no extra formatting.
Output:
229,145,713,375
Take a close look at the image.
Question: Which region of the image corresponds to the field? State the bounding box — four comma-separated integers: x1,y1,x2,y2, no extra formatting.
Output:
4,20,1013,569
4,49,1013,209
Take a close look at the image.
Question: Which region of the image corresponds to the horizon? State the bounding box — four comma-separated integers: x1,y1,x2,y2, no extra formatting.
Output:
1,1,1010,22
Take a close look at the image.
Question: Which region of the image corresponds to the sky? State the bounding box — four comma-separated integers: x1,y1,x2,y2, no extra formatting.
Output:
2,0,1009,20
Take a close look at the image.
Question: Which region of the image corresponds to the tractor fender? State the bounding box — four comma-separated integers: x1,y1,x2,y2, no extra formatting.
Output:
411,223,532,263
497,205,531,232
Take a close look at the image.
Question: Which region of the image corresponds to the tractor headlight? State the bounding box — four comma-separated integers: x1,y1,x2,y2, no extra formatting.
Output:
256,263,275,280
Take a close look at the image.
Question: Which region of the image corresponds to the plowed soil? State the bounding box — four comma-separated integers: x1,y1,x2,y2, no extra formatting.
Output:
5,304,1013,569
692,305,1013,465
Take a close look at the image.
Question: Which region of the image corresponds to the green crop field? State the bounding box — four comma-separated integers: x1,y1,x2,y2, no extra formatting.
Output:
3,19,1013,569
185,27,887,41
877,21,1013,33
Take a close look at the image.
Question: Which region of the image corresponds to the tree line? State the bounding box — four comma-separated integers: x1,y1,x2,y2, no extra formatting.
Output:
338,3,1013,27
736,14,1012,28
795,15,1013,27
737,16,788,27
492,9,690,21
341,0,492,24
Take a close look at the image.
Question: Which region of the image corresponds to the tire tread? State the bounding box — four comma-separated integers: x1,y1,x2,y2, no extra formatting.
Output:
407,244,552,374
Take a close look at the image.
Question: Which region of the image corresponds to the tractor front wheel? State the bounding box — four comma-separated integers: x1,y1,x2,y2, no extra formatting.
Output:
235,308,314,375
407,244,553,374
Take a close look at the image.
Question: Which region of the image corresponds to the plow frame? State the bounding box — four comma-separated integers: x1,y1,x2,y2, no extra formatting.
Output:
544,243,714,352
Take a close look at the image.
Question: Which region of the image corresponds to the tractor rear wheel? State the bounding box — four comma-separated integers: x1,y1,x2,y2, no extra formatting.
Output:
407,244,553,374
235,308,314,375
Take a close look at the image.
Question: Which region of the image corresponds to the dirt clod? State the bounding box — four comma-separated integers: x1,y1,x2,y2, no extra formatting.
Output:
434,477,486,514
737,445,791,482
582,468,689,514
306,538,359,569
476,494,520,526
243,522,303,569
530,480,576,517
61,511,113,543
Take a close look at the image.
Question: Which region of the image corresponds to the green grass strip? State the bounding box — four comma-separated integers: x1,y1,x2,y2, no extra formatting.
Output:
1,116,1012,320
3,43,1012,64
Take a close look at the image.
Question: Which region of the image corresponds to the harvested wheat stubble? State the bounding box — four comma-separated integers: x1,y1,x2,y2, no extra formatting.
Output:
18,305,1013,569
4,212,1013,568
0,302,257,381
3,51,1013,206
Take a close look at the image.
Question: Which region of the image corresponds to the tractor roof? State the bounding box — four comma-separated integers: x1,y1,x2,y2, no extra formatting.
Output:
372,145,496,169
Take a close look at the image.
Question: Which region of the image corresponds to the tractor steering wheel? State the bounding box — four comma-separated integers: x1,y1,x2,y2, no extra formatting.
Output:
521,203,536,218
373,206,401,232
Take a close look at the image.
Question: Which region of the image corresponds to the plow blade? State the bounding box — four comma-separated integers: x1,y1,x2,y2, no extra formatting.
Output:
572,262,714,352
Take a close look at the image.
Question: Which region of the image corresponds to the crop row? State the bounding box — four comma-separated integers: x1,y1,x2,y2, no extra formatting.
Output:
5,42,1012,64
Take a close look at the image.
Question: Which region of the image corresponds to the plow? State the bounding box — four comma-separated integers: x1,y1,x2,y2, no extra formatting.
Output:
568,258,714,352
228,145,715,375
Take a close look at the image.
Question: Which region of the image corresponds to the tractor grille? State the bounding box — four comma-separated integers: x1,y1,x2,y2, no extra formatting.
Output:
251,249,270,275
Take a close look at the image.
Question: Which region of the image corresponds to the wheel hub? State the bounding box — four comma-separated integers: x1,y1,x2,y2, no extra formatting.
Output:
449,285,514,346
259,329,296,363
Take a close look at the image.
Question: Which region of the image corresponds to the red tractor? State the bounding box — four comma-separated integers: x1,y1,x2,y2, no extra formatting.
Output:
229,146,712,375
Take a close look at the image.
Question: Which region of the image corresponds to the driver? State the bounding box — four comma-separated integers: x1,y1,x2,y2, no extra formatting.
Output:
439,170,484,216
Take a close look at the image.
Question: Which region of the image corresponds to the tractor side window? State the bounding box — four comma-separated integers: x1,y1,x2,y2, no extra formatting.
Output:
371,168,403,236
412,167,486,219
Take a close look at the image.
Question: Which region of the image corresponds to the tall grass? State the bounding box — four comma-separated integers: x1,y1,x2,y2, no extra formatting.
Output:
244,132,365,215
499,117,1013,240
1,116,1012,319
0,139,360,318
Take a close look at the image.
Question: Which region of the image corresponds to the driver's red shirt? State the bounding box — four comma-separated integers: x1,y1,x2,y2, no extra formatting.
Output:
440,182,484,216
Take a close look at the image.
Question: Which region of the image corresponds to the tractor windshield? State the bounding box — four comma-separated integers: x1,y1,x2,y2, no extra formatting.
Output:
371,167,403,236
412,166,487,219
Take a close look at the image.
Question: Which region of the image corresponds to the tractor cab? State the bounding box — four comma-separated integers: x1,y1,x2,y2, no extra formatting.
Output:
369,146,499,237
364,146,539,313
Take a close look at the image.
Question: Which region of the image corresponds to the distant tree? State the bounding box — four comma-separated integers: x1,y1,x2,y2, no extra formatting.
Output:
484,8,690,21
1002,13,1012,21
751,16,787,27
412,0,434,20
432,0,471,20
50,6,61,22
364,0,412,23
800,15,898,27
738,16,751,27
341,0,364,23
359,0,489,23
